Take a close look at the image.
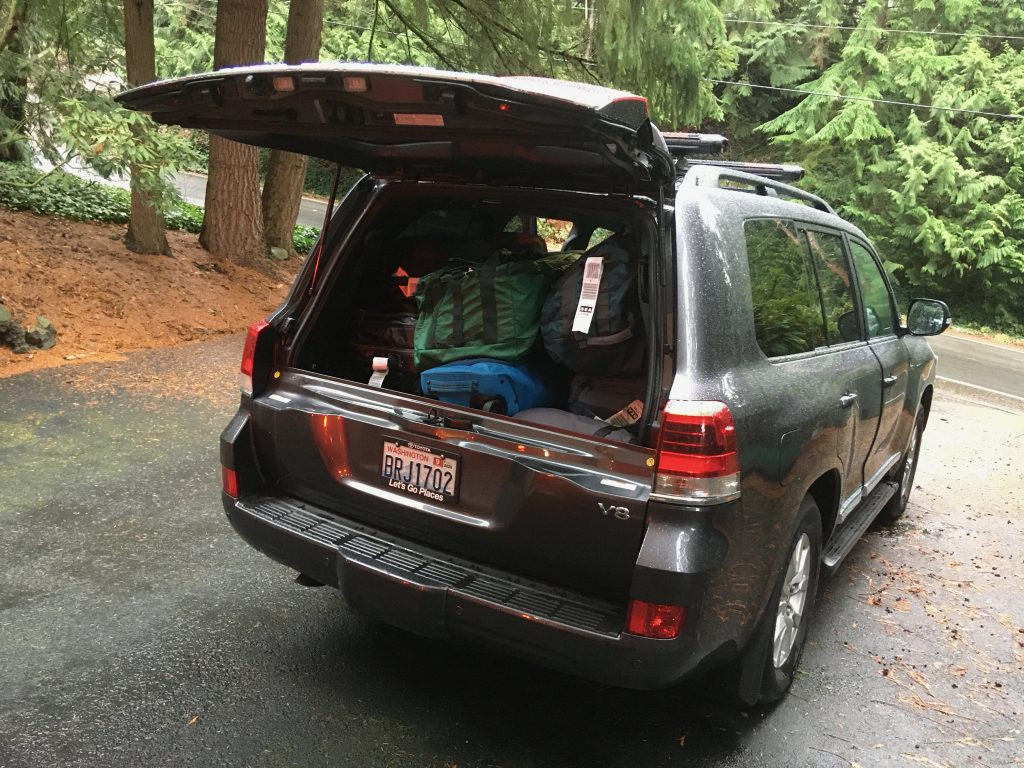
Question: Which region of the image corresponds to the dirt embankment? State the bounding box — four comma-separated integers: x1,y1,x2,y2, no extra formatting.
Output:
0,209,299,378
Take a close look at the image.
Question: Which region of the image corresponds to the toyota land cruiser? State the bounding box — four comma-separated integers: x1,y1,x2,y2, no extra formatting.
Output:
117,64,950,706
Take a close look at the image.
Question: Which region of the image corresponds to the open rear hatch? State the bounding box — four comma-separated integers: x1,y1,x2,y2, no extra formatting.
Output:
115,63,672,193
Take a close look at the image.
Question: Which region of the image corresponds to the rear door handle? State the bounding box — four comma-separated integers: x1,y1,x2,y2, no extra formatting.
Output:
839,393,858,409
881,375,898,388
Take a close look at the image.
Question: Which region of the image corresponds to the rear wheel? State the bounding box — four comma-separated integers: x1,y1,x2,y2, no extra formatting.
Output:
722,496,822,707
879,409,925,524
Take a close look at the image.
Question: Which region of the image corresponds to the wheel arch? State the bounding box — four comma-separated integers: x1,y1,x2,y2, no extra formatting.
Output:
919,384,933,428
805,469,841,544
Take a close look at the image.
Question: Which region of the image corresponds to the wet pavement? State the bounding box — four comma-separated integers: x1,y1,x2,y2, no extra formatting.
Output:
1,337,1021,768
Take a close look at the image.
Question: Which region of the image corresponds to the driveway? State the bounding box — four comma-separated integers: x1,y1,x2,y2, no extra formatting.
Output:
1,338,1021,767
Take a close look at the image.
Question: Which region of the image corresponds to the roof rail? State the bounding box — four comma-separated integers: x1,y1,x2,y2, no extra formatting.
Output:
685,158,806,182
680,165,835,214
662,132,729,157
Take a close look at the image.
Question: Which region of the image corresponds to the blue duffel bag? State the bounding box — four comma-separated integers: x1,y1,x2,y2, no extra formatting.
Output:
420,358,558,416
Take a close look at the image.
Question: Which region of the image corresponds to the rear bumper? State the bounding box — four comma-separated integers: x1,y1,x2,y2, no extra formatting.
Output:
223,492,752,690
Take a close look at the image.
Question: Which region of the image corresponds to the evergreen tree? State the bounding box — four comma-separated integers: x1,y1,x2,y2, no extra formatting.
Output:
754,0,1024,326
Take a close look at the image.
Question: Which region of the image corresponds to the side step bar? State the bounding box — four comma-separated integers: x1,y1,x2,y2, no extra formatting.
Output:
822,481,898,575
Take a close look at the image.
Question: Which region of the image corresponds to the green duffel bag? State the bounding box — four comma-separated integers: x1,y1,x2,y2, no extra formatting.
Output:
414,250,579,370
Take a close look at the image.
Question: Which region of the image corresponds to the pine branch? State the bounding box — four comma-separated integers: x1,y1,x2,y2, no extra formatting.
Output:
367,0,379,61
378,0,456,69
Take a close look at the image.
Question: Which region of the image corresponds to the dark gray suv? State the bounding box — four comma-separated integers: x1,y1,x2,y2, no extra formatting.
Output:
118,64,950,706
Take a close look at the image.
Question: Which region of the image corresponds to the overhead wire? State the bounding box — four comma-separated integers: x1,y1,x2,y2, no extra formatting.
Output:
723,17,1024,44
707,79,1023,121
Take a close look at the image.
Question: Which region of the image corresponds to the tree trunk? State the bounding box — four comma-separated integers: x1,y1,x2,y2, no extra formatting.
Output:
0,0,26,52
122,0,170,255
582,0,597,61
0,0,29,162
199,0,269,264
261,0,323,258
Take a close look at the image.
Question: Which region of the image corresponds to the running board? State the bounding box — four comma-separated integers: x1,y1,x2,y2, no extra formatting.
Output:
822,481,898,575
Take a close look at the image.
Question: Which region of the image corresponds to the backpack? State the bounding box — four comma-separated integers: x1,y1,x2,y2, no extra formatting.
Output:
540,237,644,375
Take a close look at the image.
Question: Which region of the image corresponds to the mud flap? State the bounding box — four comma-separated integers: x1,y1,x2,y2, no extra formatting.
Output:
734,616,773,707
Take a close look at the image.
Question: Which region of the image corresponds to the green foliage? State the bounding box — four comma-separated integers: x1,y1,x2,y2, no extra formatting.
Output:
1,0,196,213
0,161,133,222
154,0,216,79
719,0,1024,331
599,0,736,126
273,0,735,128
0,163,317,253
293,225,320,254
6,0,1024,331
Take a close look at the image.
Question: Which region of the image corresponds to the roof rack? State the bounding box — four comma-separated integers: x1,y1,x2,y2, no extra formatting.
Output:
686,158,806,182
680,165,834,214
662,132,729,157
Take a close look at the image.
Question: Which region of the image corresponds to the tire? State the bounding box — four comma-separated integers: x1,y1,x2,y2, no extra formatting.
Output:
878,409,925,524
720,496,823,708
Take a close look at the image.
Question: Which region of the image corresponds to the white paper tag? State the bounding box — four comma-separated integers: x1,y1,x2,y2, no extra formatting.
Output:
368,356,389,388
571,256,604,334
606,399,644,428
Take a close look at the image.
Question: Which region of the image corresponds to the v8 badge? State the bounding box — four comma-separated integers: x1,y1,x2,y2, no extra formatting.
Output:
598,502,631,521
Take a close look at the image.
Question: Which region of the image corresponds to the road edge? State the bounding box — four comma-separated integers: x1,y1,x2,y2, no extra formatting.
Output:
936,376,1024,414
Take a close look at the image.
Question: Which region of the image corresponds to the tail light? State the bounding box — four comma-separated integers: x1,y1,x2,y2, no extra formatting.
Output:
626,600,686,639
653,400,740,504
239,319,270,396
221,465,239,499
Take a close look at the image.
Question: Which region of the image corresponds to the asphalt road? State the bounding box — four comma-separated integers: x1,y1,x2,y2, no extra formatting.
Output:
930,333,1024,401
34,159,330,230
2,339,1022,768
173,171,330,230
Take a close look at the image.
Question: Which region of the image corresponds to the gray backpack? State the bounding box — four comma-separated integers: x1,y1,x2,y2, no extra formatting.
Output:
540,237,644,375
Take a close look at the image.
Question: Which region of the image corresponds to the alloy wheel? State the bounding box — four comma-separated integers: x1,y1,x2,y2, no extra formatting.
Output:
773,533,811,668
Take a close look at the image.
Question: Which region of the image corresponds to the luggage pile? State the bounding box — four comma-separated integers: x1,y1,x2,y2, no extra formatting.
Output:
351,230,647,442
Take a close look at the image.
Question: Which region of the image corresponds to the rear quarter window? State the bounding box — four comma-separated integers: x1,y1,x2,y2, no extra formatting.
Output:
744,219,826,358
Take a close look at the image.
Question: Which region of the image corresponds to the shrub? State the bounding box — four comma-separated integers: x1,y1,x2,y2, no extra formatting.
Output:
0,162,318,254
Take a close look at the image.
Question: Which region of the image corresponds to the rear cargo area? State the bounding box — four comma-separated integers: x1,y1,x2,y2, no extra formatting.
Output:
295,187,655,433
251,184,662,601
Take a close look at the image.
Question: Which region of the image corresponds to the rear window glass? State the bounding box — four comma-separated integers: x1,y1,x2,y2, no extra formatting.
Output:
745,219,826,357
398,209,478,239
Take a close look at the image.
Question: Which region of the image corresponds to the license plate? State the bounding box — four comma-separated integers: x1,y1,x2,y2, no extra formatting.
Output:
380,439,460,504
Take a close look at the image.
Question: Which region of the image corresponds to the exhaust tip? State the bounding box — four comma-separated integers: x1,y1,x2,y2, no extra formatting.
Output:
294,572,325,588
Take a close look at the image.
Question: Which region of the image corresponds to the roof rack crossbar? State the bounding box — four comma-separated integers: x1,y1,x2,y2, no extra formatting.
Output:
685,158,806,183
662,132,729,157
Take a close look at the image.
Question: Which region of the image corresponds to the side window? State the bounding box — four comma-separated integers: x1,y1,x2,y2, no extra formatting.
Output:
848,240,897,337
805,229,860,344
745,219,827,357
536,217,574,249
588,227,615,248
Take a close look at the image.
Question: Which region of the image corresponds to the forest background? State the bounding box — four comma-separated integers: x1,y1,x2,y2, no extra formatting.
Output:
1,0,1022,334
